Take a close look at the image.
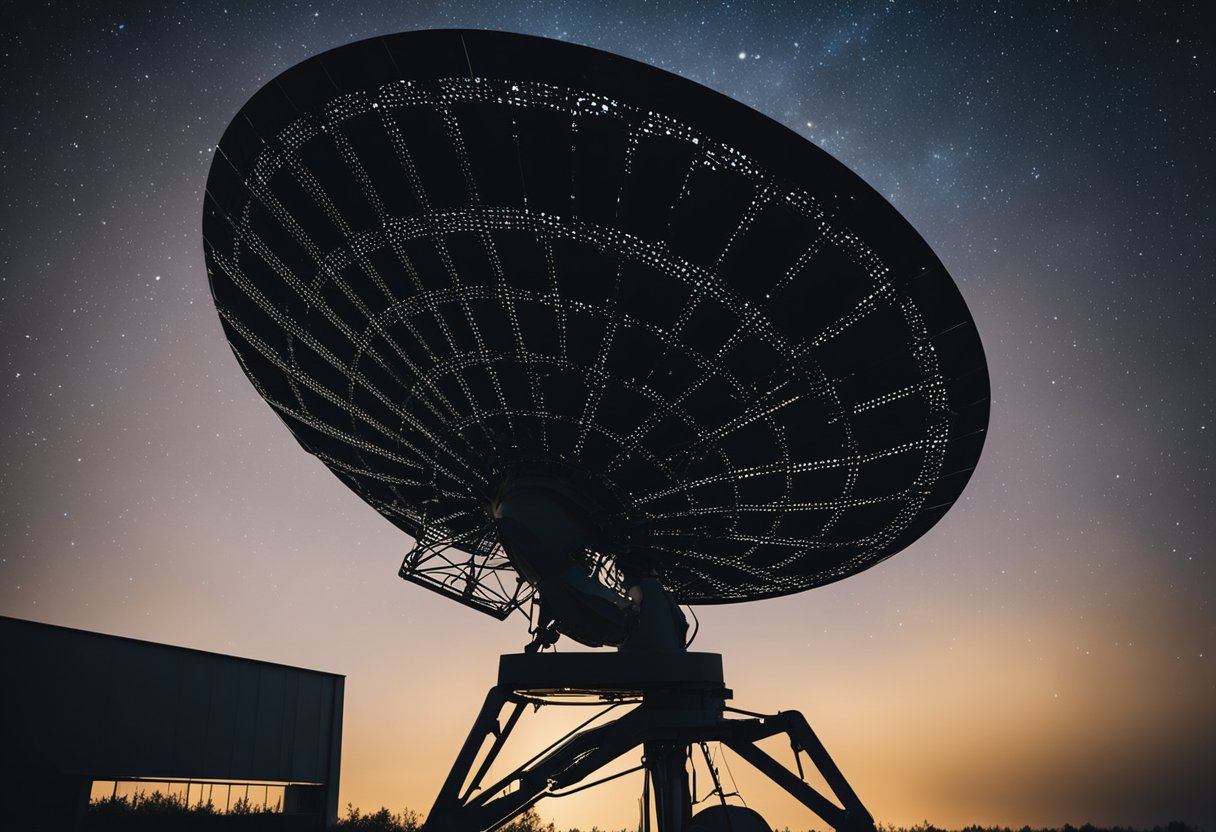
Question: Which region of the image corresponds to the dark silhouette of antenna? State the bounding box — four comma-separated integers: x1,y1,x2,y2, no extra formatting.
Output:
204,29,989,832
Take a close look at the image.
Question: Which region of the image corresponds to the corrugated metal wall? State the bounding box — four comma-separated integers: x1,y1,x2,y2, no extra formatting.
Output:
0,615,344,829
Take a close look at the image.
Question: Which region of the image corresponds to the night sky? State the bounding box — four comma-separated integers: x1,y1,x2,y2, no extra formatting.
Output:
2,2,1213,830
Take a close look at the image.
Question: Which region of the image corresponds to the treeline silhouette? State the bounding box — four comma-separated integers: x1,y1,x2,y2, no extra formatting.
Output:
85,794,554,831
88,791,306,831
85,794,1206,832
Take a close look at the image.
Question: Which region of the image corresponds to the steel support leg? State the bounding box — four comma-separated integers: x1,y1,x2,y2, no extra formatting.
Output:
645,741,691,832
424,687,507,831
720,710,875,832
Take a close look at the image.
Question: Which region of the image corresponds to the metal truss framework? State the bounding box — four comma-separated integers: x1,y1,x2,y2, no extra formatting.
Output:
422,651,876,832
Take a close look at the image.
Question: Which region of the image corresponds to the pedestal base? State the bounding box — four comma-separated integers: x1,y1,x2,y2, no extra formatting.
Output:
421,652,875,832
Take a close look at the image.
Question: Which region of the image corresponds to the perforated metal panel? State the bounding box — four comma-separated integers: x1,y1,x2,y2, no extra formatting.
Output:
204,30,989,610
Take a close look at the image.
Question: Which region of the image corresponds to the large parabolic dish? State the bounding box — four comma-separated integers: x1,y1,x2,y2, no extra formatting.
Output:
203,30,990,616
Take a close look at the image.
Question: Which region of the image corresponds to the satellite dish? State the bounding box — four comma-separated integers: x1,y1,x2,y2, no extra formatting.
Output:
204,29,989,832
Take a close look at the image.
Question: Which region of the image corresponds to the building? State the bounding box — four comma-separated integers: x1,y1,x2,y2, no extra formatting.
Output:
0,615,344,830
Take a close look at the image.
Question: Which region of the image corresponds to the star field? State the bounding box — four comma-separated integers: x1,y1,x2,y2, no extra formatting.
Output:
1,2,1212,829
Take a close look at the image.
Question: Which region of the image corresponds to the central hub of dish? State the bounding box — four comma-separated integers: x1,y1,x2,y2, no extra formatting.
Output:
493,470,686,650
